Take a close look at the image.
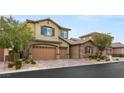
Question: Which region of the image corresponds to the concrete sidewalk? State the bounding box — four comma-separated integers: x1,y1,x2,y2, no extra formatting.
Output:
37,59,108,70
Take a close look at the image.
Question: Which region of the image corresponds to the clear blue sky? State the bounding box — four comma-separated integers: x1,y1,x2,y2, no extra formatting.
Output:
8,15,124,43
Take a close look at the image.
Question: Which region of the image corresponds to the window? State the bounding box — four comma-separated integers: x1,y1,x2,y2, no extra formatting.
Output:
61,31,68,39
85,46,93,55
41,26,54,36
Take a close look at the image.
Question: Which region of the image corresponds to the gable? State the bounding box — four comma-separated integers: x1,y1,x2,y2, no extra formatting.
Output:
38,20,61,31
26,18,71,31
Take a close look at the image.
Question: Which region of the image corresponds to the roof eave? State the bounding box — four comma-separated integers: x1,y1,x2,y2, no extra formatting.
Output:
26,18,71,31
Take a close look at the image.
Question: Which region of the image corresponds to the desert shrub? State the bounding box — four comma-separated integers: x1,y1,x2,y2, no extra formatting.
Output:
88,55,108,61
25,59,30,64
30,59,36,64
9,52,20,62
106,58,110,61
96,58,101,61
99,56,107,60
16,59,22,70
88,55,97,59
8,63,14,68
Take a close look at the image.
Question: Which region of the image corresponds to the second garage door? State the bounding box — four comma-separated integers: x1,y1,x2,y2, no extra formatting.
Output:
32,46,56,60
60,47,68,59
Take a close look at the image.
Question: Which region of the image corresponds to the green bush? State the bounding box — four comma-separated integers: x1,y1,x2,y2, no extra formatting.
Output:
16,60,22,70
99,56,107,60
8,63,14,68
25,60,30,64
89,55,98,59
88,55,108,61
9,52,20,62
106,58,110,61
96,58,101,61
30,59,36,64
89,57,92,60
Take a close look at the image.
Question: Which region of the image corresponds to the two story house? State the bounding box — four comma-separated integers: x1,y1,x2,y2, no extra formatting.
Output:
0,18,123,61
26,18,71,60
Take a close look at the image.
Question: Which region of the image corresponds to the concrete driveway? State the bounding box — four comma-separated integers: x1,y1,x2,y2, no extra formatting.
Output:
36,59,109,70
0,59,119,73
0,62,4,72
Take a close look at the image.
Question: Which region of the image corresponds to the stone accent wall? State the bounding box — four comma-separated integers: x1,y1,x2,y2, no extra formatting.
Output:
79,41,98,58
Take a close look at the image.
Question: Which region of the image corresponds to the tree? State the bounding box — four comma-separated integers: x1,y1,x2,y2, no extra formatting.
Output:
92,33,113,56
0,16,34,62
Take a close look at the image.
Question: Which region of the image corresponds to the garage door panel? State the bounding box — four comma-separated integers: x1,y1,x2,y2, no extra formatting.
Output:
45,48,56,60
60,47,68,59
32,46,56,60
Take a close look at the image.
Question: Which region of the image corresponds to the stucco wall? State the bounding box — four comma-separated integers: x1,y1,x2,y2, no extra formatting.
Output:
70,45,80,59
59,38,69,47
80,36,92,41
70,41,98,59
27,20,64,42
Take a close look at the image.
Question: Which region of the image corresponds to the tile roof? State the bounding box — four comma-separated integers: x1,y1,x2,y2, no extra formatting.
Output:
79,32,99,38
26,18,71,31
70,38,80,41
59,37,92,45
111,42,124,48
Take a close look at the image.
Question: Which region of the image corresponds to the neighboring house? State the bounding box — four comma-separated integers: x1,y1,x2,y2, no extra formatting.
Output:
64,32,99,59
69,32,124,58
79,32,98,41
26,18,71,60
107,42,124,57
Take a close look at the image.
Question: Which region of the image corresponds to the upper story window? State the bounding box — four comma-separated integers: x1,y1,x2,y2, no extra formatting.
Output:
41,26,54,36
61,31,68,39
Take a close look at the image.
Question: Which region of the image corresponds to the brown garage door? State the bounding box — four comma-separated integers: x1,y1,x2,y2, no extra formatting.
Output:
32,46,56,60
0,49,4,61
60,47,68,59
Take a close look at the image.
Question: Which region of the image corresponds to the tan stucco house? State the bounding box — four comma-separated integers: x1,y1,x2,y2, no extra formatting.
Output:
106,42,124,57
64,32,99,59
0,18,124,61
68,32,124,58
26,18,71,60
